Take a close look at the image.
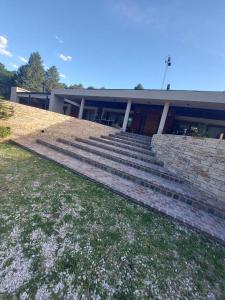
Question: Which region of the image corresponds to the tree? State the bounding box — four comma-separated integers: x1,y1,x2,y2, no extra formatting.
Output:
68,83,83,89
87,86,95,90
134,83,144,90
45,66,60,92
0,63,16,98
15,65,29,89
58,82,67,89
16,52,45,92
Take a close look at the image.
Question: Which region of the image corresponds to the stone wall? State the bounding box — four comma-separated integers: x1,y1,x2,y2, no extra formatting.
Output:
151,134,225,202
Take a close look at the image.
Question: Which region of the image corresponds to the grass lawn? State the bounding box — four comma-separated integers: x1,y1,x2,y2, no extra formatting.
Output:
0,143,225,299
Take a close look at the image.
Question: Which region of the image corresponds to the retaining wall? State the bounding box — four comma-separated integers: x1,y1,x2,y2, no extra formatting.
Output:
151,134,225,203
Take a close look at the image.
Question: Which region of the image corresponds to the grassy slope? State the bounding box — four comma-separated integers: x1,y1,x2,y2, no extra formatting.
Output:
0,143,225,299
0,100,116,143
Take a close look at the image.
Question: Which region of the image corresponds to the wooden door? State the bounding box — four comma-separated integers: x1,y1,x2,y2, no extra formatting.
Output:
131,107,161,135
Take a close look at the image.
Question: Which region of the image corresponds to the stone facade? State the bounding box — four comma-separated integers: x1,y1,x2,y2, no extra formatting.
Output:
151,134,225,203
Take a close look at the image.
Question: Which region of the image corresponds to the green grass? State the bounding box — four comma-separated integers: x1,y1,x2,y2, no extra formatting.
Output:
0,143,225,299
0,126,11,138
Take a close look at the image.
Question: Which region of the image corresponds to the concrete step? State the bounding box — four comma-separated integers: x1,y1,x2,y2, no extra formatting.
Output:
101,135,151,150
57,138,180,183
109,133,152,146
116,132,152,142
36,139,225,220
90,136,153,156
75,138,163,166
15,138,225,244
106,134,151,150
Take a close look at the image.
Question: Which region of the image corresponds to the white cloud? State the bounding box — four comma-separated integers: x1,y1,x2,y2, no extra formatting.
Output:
109,0,157,25
55,35,63,43
59,53,72,61
59,73,66,79
18,56,28,63
42,63,48,70
0,36,12,57
11,63,18,69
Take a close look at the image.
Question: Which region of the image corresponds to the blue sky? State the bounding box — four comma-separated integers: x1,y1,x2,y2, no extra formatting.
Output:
0,0,225,90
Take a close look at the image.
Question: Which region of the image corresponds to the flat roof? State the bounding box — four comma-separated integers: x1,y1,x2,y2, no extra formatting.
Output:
15,88,225,110
52,88,225,109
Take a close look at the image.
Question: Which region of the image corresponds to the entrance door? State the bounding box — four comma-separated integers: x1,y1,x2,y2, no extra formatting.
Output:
131,107,146,134
143,109,161,135
131,107,161,135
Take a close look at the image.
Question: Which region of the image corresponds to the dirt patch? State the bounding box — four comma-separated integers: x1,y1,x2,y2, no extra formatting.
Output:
0,101,118,143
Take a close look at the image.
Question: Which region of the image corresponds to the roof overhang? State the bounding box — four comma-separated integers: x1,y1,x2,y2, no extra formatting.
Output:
17,92,50,99
52,88,225,110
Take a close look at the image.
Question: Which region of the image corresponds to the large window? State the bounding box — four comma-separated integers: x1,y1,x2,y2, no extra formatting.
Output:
19,97,49,110
101,111,124,127
83,108,97,121
172,120,225,139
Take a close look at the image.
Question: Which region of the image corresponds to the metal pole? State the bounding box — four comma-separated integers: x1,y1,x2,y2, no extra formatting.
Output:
161,56,171,89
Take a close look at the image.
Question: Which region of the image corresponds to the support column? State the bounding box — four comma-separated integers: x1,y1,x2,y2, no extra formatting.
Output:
157,102,170,134
78,98,85,119
49,92,64,113
122,100,132,132
10,87,19,103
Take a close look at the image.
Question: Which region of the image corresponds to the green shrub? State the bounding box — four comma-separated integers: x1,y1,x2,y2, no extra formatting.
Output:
0,126,11,138
0,100,14,120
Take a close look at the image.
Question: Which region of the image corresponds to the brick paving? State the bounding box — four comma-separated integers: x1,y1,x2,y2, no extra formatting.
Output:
109,133,152,145
57,138,175,179
101,135,151,149
37,139,218,203
13,136,225,244
76,137,160,164
90,136,153,155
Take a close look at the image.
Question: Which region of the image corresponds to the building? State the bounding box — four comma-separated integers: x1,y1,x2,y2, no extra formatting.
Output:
10,87,225,138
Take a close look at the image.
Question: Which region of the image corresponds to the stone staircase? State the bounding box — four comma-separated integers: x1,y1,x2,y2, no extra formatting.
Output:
35,132,225,221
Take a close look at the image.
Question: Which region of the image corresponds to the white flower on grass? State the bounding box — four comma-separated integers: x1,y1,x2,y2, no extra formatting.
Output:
35,286,50,300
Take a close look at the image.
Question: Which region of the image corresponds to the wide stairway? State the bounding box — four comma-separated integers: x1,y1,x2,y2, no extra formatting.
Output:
29,131,225,243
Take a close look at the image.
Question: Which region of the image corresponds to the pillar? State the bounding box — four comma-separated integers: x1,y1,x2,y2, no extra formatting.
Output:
122,100,132,132
10,87,19,103
49,92,64,113
157,102,170,134
78,98,85,119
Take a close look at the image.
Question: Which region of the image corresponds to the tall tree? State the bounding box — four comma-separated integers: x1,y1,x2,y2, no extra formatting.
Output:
15,65,29,89
134,83,144,90
45,66,60,92
0,63,16,98
16,52,45,92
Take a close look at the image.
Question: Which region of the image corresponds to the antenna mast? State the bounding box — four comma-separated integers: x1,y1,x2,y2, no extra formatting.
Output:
161,55,172,89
